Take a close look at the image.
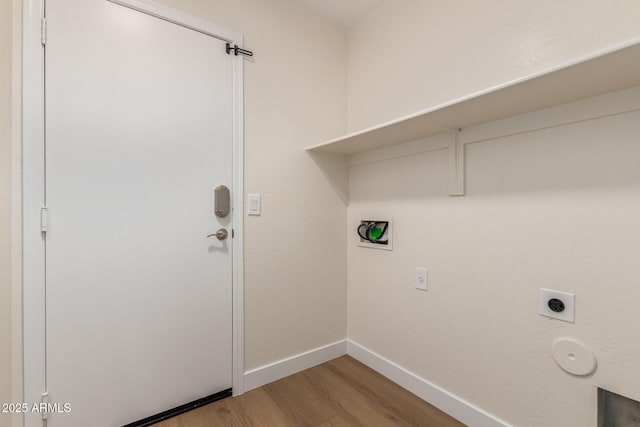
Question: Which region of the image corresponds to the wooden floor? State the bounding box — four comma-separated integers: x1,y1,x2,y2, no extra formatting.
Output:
155,356,465,426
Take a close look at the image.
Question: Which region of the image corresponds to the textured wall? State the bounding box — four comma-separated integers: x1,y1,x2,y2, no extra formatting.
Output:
347,3,640,425
346,3,640,421
348,102,640,426
347,0,640,131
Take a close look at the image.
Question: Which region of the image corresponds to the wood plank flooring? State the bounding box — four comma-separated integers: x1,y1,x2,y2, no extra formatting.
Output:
154,356,465,427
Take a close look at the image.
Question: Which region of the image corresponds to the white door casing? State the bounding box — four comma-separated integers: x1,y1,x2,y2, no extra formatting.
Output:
22,1,245,426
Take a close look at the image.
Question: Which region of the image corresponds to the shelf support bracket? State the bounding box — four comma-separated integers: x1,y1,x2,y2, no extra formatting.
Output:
448,130,465,196
307,150,349,205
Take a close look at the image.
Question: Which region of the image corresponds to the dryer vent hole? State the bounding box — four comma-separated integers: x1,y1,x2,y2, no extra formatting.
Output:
598,388,640,427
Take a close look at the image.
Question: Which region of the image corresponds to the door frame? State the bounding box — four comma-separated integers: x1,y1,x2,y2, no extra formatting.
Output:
22,1,245,425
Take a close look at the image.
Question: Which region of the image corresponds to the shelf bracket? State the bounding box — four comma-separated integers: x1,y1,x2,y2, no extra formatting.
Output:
307,150,349,205
448,130,465,196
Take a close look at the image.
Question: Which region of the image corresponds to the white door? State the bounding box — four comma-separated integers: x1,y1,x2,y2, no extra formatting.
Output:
45,1,234,425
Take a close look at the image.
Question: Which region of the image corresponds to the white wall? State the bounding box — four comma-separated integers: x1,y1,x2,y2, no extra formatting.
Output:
346,1,640,425
348,0,640,131
0,1,13,426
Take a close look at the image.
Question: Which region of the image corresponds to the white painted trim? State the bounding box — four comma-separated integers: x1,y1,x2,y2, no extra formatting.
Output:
447,130,464,196
347,132,450,168
22,2,245,424
340,85,640,199
346,86,640,169
307,36,640,154
231,35,245,396
459,85,640,147
243,340,348,392
307,151,350,205
347,340,511,427
107,0,241,43
11,0,24,426
241,338,509,426
22,3,46,427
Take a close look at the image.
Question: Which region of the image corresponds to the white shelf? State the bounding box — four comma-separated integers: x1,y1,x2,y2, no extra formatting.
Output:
306,39,640,204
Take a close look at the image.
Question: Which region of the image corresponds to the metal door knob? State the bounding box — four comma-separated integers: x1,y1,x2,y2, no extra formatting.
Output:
207,229,228,240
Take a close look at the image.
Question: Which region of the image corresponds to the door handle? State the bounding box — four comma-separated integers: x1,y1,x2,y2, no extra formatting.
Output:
207,229,228,241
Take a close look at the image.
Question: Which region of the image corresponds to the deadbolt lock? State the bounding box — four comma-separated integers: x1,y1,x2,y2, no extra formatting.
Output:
214,185,230,218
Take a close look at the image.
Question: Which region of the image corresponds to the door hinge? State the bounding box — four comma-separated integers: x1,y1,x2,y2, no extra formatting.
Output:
41,392,50,420
225,43,253,57
40,207,49,233
41,17,47,46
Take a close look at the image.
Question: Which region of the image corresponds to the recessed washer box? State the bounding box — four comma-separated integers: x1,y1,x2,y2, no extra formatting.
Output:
357,217,392,251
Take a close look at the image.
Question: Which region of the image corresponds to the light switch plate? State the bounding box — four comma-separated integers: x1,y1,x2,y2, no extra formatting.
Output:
416,268,428,291
248,194,261,216
540,288,575,323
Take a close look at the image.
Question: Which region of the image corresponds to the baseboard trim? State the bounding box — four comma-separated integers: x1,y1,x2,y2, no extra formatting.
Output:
243,339,348,392
243,338,508,426
346,340,510,427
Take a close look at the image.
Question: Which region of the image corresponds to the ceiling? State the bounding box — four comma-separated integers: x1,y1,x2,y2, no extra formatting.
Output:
288,0,386,27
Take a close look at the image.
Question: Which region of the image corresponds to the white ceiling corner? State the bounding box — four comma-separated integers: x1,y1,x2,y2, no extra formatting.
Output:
288,0,386,27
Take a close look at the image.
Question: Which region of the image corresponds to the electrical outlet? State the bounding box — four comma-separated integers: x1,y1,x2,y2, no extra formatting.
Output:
416,268,428,291
540,288,575,323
